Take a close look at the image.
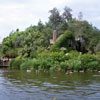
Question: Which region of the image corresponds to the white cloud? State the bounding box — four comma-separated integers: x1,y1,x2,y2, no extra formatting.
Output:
49,0,66,6
0,0,100,43
0,4,25,9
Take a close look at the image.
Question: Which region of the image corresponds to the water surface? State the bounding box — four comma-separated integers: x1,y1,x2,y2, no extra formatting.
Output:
0,68,100,100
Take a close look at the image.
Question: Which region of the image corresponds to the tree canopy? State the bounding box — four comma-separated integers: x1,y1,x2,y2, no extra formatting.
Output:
1,6,100,58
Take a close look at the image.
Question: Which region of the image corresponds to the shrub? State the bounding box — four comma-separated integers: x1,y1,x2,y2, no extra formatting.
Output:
10,56,24,69
60,61,68,72
32,59,40,70
9,50,100,72
36,51,67,71
50,31,75,51
81,53,99,71
20,59,34,70
67,57,82,71
10,59,15,69
66,50,81,59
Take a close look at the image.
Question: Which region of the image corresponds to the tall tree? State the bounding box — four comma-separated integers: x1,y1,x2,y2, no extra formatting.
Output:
63,6,72,22
38,20,44,32
63,6,72,21
49,7,62,29
78,12,83,21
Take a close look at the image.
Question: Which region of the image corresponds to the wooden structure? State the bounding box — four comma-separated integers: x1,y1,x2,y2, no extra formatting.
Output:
0,58,10,67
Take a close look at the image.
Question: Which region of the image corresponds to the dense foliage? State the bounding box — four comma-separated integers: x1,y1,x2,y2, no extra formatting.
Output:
1,6,100,72
50,31,75,51
10,51,100,72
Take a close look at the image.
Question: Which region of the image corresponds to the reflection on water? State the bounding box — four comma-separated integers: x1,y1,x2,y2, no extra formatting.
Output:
0,68,100,100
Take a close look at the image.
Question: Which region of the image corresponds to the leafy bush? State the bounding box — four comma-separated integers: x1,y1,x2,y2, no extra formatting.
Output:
20,59,34,70
10,50,100,72
59,61,68,72
10,56,24,69
37,51,67,71
66,51,82,71
66,50,81,59
10,59,16,69
50,31,75,51
81,53,99,71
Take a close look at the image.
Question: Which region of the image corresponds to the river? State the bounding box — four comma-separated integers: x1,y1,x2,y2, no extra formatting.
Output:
0,68,100,100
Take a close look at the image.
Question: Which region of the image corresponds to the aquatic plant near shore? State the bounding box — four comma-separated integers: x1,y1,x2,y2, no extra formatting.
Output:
9,51,100,72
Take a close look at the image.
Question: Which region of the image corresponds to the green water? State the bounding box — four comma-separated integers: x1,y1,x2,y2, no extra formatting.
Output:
0,68,100,100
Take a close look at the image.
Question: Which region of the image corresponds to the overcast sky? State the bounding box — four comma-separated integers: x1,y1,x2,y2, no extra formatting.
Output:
0,0,100,42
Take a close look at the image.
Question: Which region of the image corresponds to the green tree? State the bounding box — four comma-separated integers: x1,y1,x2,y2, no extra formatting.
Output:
63,6,72,22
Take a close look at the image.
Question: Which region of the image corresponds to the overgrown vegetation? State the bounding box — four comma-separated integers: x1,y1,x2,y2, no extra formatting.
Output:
10,51,100,72
1,6,100,72
50,31,75,51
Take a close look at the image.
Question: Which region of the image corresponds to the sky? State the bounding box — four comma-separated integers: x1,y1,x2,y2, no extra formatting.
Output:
0,0,100,42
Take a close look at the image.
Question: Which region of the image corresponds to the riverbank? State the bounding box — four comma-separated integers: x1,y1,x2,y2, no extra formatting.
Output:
9,51,100,73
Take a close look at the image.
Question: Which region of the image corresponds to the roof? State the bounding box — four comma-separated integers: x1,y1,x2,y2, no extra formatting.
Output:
50,39,55,44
